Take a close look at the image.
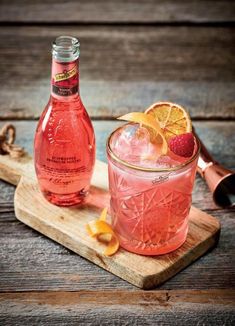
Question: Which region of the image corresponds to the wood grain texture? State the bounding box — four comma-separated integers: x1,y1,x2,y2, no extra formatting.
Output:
0,119,234,207
1,0,234,320
0,121,235,291
0,120,233,292
0,120,234,167
0,290,234,325
0,0,235,23
0,121,234,324
0,208,233,292
0,153,220,289
0,26,235,119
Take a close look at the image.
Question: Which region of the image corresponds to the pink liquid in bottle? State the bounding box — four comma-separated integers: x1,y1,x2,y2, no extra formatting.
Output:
34,36,95,206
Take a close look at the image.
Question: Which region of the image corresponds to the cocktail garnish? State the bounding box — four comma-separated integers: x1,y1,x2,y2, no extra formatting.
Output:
169,133,195,157
86,207,119,256
118,112,168,155
145,102,192,141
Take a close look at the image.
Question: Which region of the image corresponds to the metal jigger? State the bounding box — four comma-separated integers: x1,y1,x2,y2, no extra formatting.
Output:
196,133,235,208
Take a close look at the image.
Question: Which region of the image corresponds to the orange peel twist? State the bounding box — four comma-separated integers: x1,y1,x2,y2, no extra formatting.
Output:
117,112,168,155
86,208,119,256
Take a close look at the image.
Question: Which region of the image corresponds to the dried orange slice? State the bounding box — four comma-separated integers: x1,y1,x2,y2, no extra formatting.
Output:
118,112,168,155
86,208,119,256
145,102,192,141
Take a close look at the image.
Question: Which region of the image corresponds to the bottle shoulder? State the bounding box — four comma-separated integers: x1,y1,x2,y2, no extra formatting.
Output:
36,97,94,135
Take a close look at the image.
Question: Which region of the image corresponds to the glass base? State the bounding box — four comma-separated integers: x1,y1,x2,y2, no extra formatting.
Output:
118,225,188,256
42,190,88,207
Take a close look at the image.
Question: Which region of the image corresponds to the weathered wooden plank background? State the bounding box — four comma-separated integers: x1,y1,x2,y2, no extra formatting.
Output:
0,0,235,325
0,120,235,324
0,290,234,325
0,26,235,119
1,0,235,23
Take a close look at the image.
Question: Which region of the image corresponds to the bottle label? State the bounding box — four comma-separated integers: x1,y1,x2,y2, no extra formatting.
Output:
52,60,79,96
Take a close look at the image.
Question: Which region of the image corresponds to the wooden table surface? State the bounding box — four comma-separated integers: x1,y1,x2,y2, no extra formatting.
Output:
0,1,235,325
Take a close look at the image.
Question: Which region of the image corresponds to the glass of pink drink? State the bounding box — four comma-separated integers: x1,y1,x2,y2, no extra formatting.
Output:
107,124,200,255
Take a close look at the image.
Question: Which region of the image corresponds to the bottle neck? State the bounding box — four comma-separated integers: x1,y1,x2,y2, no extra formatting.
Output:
51,58,79,100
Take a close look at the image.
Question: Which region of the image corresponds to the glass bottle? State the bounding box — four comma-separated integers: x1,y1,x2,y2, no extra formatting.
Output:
34,36,95,206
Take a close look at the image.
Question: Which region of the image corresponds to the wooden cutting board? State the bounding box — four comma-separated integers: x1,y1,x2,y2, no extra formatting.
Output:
0,153,220,289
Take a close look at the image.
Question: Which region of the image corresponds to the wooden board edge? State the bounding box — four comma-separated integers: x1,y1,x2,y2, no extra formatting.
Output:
13,174,221,290
0,154,33,185
143,216,221,289
14,205,147,289
14,183,147,289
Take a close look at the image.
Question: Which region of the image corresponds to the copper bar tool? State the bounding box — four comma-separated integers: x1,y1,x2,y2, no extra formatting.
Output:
196,133,235,208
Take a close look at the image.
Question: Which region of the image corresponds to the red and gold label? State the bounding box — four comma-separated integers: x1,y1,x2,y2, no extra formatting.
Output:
52,60,79,96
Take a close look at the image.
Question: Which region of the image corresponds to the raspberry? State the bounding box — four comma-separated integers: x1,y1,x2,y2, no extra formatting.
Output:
169,133,195,157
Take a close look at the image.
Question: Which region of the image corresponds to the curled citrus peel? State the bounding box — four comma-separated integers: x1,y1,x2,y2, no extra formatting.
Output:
117,112,168,155
86,208,119,256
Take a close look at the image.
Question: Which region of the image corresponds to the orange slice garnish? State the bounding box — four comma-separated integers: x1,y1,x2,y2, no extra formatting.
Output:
86,208,119,256
145,102,192,141
117,112,168,155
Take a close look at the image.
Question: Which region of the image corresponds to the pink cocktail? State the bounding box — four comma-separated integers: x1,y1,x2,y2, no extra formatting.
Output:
107,124,199,255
